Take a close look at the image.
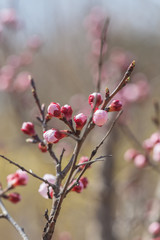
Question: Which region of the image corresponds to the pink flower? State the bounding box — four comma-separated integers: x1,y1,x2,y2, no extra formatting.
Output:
27,35,42,50
61,104,73,121
93,109,108,126
8,192,21,203
43,129,66,144
38,142,47,153
73,113,87,130
124,148,138,162
107,100,122,112
134,154,147,168
13,71,30,92
38,174,56,199
121,83,140,102
71,180,84,193
88,92,103,108
80,177,88,189
78,156,90,170
47,102,61,118
150,132,160,146
20,51,33,66
148,222,160,235
7,169,29,187
0,8,18,28
21,122,36,136
143,138,154,152
153,143,160,162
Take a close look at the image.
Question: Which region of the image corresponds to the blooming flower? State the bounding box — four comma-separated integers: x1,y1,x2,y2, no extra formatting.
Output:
21,122,36,136
93,109,108,126
7,169,29,187
38,174,56,199
73,113,87,130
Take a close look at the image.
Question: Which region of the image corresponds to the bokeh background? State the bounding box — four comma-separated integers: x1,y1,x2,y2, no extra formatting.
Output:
0,0,160,240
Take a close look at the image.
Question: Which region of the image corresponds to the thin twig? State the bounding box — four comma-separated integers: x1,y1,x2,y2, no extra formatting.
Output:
0,155,57,191
0,199,29,240
96,18,109,92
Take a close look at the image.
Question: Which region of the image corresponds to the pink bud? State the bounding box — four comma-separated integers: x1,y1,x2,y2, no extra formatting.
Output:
61,104,73,121
150,132,160,146
7,169,29,187
13,71,30,92
153,143,160,162
47,102,61,118
73,113,87,130
93,109,108,126
43,129,65,144
38,174,56,199
134,154,147,168
21,122,36,136
8,192,21,203
88,92,103,108
71,180,84,193
107,100,122,112
148,222,160,235
80,177,88,189
38,142,47,153
124,148,138,162
78,156,90,170
143,138,154,152
27,35,42,50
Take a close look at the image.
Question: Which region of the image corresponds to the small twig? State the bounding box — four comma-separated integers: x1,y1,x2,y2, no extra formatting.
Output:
0,199,29,240
101,60,135,110
47,144,59,164
0,155,57,191
96,18,109,92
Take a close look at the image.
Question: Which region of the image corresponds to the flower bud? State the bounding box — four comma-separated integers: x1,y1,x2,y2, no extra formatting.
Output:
43,129,66,144
148,222,160,235
61,104,73,121
80,177,88,189
21,122,35,136
88,92,103,108
8,192,21,203
134,154,147,168
107,100,122,112
71,180,84,193
73,113,87,130
47,102,61,118
7,170,29,187
38,142,47,153
153,143,160,162
78,156,90,170
93,109,108,127
124,148,138,162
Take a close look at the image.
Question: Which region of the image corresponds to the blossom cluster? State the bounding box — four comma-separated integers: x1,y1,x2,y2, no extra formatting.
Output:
0,169,28,204
124,131,160,168
0,7,42,93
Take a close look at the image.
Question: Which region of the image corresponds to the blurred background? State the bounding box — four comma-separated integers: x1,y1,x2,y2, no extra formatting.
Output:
0,0,160,239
